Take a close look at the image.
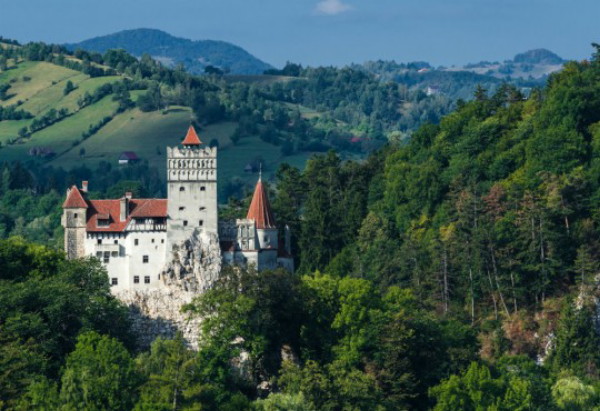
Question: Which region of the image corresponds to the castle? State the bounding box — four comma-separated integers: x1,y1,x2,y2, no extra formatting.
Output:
62,126,293,292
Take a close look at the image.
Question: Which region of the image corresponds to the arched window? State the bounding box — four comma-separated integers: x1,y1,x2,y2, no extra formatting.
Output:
200,186,206,191
179,186,185,192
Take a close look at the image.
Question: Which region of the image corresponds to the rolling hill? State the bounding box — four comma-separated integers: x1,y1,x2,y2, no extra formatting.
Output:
0,57,311,201
66,28,274,75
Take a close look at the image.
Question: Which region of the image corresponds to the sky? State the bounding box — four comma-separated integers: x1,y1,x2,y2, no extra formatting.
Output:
0,0,598,68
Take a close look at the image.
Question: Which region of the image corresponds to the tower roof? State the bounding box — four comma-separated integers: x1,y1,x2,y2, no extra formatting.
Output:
247,177,276,229
63,186,88,208
181,125,202,146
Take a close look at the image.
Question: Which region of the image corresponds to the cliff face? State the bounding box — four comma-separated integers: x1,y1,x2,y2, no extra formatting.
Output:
115,230,222,349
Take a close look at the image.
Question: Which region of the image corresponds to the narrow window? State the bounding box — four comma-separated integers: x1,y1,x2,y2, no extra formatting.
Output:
151,238,155,243
114,240,118,244
200,186,206,191
161,239,164,244
111,278,118,286
199,220,204,226
143,255,149,263
111,251,118,257
133,276,140,284
103,252,110,263
96,251,102,258
74,213,78,218
97,239,102,245
144,276,150,284
183,220,188,227
134,239,139,246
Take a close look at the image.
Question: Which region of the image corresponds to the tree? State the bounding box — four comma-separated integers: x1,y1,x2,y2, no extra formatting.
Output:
60,331,140,411
135,335,202,410
63,80,76,96
551,376,598,411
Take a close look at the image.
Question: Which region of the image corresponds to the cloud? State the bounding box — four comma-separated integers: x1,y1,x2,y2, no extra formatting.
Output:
315,0,353,16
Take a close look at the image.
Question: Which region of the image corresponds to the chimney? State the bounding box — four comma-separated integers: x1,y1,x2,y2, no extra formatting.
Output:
125,191,132,199
120,196,129,221
81,181,88,193
285,224,292,255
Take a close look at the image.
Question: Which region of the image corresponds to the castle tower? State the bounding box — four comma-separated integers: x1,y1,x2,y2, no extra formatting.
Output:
246,174,278,250
61,182,89,259
166,125,218,251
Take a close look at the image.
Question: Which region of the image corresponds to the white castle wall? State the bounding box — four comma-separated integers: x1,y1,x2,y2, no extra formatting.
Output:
83,230,167,292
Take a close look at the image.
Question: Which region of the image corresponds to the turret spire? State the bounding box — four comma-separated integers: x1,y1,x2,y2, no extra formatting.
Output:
246,176,275,229
181,125,202,146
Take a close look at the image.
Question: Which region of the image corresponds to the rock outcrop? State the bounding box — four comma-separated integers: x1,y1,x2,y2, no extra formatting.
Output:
162,230,222,292
115,229,222,349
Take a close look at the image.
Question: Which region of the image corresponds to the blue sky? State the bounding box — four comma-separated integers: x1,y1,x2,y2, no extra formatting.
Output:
1,0,598,67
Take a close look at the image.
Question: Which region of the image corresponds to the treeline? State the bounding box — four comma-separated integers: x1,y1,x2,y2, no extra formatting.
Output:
0,103,32,121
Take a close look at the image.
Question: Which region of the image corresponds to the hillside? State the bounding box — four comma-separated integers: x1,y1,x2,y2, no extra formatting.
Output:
66,28,274,75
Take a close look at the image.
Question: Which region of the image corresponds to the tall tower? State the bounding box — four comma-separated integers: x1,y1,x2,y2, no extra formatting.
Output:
61,183,89,259
166,125,218,252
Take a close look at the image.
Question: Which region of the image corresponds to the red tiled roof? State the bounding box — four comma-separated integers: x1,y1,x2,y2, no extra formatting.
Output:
129,199,168,218
119,151,139,160
63,186,88,208
246,178,276,229
181,125,202,146
86,198,168,232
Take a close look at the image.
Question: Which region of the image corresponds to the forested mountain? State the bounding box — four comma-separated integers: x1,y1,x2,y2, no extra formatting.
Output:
66,28,274,75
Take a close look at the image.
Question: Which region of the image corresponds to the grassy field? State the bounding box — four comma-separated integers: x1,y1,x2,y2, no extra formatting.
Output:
0,62,82,107
49,107,196,170
20,74,120,115
0,119,33,144
0,95,120,162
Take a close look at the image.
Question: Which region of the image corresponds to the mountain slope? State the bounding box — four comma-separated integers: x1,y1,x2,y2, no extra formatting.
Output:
66,28,273,75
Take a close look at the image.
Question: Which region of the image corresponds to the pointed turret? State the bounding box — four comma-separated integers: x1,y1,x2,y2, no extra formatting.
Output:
62,185,88,209
181,125,202,146
247,176,276,229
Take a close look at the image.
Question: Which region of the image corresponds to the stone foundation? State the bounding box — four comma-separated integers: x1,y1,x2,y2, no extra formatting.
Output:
115,229,222,349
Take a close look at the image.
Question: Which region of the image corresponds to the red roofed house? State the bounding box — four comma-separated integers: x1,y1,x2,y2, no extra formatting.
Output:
63,126,293,292
119,151,140,165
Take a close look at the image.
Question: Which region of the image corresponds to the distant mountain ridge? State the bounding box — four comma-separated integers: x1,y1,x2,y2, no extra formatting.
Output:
513,48,564,65
448,48,565,80
66,28,274,75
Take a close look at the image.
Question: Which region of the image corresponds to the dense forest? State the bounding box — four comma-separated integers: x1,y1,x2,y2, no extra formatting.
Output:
3,41,600,409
